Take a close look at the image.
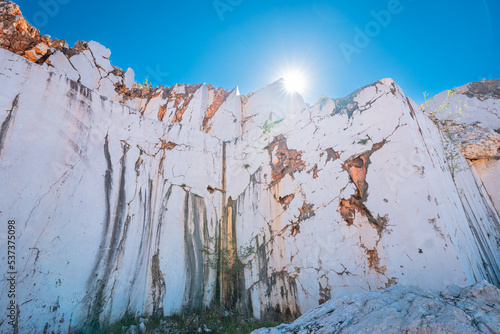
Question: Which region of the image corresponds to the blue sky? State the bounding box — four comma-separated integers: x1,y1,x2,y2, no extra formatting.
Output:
16,0,499,103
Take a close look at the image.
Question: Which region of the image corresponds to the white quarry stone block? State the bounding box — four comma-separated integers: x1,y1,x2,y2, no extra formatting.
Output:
46,51,80,82
87,40,114,73
124,67,135,90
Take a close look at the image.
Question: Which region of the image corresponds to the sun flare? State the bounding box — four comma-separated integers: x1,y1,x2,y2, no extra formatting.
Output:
283,70,307,93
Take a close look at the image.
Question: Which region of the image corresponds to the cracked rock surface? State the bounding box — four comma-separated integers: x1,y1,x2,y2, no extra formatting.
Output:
441,121,500,160
0,2,500,333
252,281,500,334
425,79,500,215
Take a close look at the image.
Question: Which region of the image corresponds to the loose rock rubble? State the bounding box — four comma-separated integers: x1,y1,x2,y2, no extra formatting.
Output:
252,282,500,334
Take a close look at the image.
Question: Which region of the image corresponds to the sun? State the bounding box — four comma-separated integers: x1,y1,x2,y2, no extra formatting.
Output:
283,70,307,93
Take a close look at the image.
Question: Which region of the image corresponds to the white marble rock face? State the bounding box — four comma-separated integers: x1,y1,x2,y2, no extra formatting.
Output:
424,80,500,217
0,42,499,334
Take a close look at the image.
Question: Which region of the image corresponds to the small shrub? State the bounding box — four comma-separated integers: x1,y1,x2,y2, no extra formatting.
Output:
136,78,152,89
358,138,369,145
202,231,255,278
315,95,329,106
423,89,467,125
441,133,465,180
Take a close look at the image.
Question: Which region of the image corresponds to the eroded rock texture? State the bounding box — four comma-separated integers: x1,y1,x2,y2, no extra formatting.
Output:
0,2,499,333
252,281,500,334
424,80,500,216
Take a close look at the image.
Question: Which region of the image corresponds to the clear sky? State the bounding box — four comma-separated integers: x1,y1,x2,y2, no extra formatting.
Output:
15,0,499,103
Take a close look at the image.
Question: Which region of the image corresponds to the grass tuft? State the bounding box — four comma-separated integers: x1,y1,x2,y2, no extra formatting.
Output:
102,307,284,334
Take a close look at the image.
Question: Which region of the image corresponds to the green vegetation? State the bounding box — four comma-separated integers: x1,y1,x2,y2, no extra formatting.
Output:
442,133,465,180
315,95,329,106
136,78,152,89
421,89,468,180
262,115,284,134
98,201,275,334
422,89,468,125
164,308,281,334
422,91,429,106
103,308,282,333
202,231,255,278
358,138,369,145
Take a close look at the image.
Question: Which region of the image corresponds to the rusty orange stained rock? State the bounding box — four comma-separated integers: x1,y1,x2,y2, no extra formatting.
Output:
338,140,386,225
267,134,306,186
202,85,231,132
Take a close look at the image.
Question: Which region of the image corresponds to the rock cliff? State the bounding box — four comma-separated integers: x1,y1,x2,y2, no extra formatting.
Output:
422,80,500,218
0,1,499,333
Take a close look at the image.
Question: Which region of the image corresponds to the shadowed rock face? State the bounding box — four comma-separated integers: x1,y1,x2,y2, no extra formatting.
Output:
251,281,500,334
425,80,500,217
0,93,18,157
182,192,209,312
463,79,500,100
0,2,500,333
